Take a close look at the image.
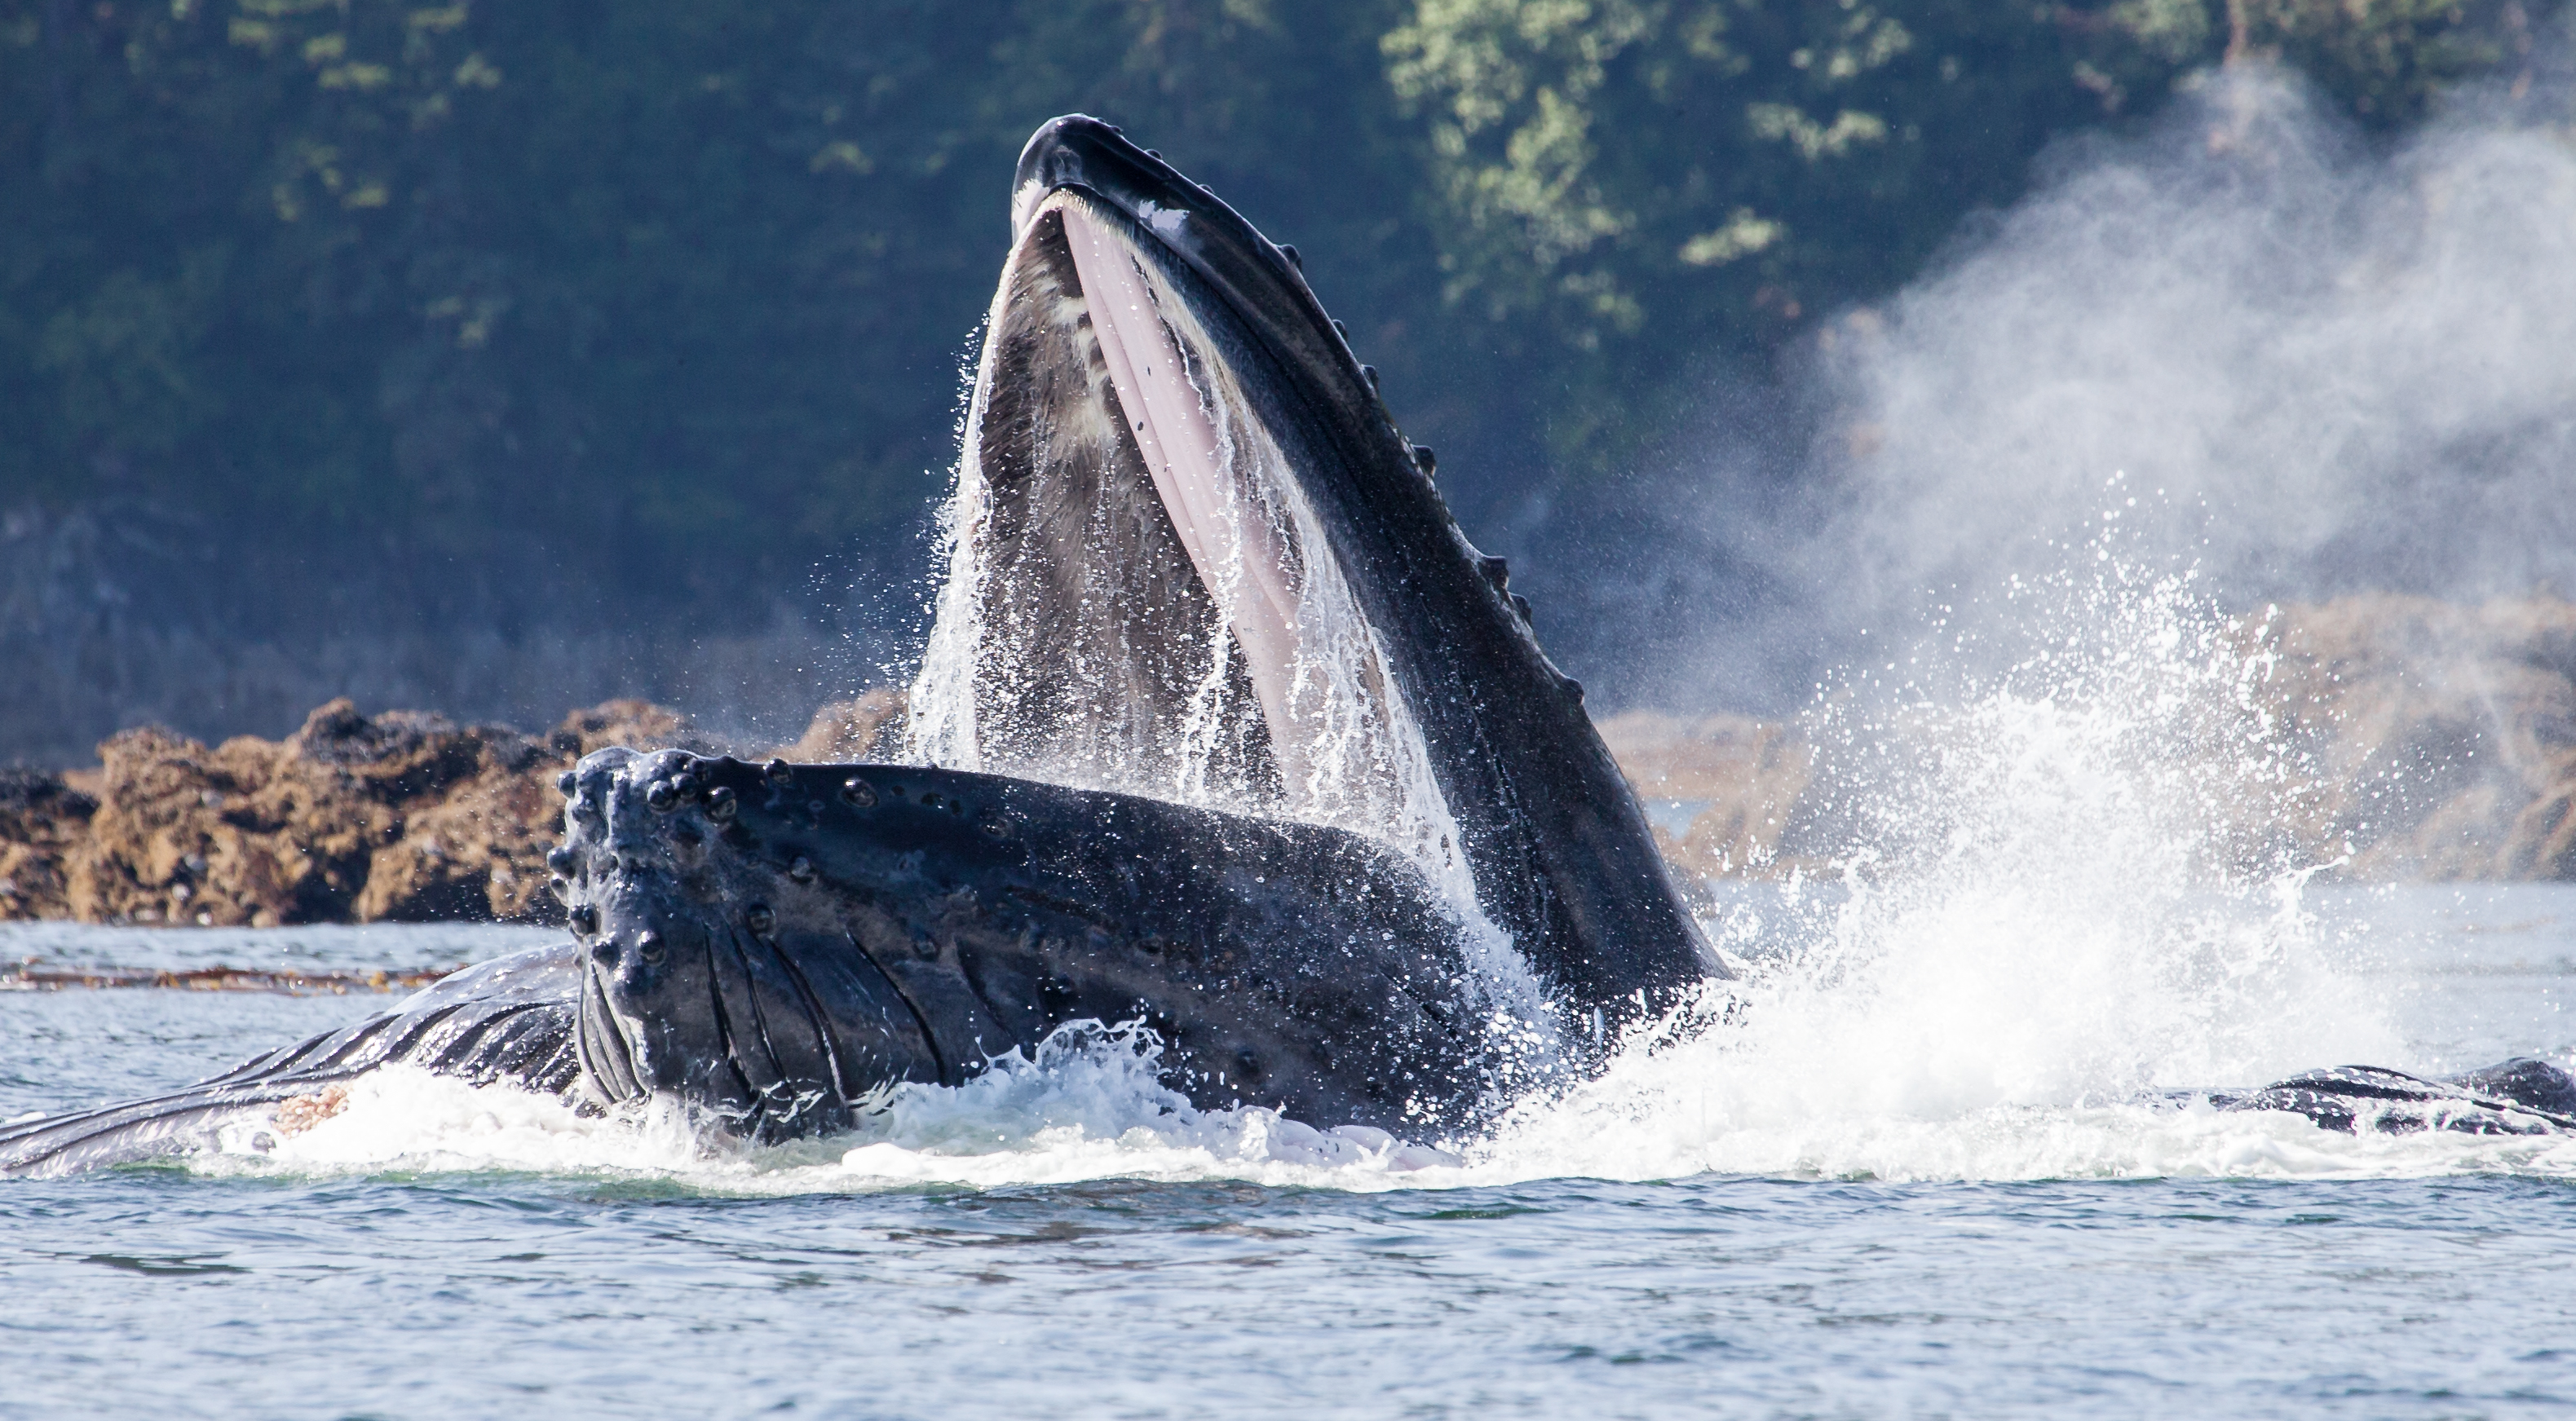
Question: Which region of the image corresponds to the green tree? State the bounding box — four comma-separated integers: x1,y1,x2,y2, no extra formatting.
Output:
0,0,2550,631
1380,0,2549,480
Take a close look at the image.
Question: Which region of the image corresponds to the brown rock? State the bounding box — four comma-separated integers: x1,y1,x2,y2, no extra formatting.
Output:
1599,594,2576,886
352,761,550,924
35,697,708,925
11,602,2561,928
2247,594,2576,880
1597,711,1814,880
2505,748,2576,880
66,720,368,925
557,699,705,759
0,769,95,920
351,698,709,922
765,689,905,762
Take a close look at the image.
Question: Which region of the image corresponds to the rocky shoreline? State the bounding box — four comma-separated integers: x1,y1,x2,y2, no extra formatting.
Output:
1609,595,2576,887
3,596,2571,925
0,692,900,926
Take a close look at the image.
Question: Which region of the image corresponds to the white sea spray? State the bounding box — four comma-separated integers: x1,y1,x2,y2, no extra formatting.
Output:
184,536,2576,1189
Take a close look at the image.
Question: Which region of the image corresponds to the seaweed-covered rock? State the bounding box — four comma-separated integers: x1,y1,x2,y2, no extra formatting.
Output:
348,697,724,923
68,703,495,925
1597,712,1814,880
9,587,2576,928
763,689,905,763
65,717,378,925
2247,595,2576,880
557,699,714,760
0,769,95,919
1595,595,2576,887
34,698,705,925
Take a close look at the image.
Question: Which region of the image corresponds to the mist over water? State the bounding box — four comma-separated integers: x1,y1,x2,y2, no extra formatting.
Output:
1608,60,2576,711
1384,51,2576,1179
1372,60,2576,1185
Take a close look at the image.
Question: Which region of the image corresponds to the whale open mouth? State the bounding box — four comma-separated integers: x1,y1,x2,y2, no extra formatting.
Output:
912,174,1451,876
951,194,1302,802
910,116,1714,1020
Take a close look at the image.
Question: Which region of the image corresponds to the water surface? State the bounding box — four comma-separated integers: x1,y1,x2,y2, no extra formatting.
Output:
4,888,2574,1417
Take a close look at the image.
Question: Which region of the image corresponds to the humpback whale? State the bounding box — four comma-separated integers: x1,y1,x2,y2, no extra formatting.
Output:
1,116,1713,1176
5,117,2570,1177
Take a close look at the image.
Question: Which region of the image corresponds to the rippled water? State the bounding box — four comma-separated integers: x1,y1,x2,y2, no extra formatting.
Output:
5,885,2574,1419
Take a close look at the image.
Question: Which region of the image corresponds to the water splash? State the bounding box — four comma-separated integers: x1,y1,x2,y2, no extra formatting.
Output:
223,1026,1468,1193
193,533,2571,1189
901,192,1529,1008
1793,528,2392,1095
1473,527,2423,1180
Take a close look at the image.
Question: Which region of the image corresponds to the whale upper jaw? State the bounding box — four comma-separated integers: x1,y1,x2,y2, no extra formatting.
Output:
1005,115,1396,488
936,115,1723,1019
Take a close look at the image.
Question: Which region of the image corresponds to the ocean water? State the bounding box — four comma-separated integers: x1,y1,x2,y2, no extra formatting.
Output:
8,560,2575,1418
2,884,2573,1420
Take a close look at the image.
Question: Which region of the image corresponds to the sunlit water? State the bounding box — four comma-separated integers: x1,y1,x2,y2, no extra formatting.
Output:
2,883,2573,1419
10,556,2576,1414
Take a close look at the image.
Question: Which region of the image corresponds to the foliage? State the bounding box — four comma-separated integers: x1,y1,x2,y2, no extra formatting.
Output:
0,0,2552,617
2230,0,2538,117
1381,0,2550,471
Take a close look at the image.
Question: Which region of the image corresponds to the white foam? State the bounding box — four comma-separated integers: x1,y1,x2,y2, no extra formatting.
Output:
192,1066,704,1180
193,1027,1470,1194
182,1010,2576,1192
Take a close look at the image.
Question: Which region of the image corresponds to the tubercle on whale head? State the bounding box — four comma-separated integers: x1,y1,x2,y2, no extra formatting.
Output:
557,748,952,1142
